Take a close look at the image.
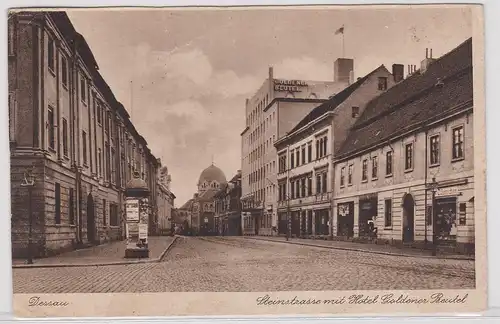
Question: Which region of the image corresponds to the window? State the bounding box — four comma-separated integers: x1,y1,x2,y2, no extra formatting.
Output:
405,143,413,170
103,199,107,226
111,148,116,183
378,77,388,91
452,126,464,159
384,199,392,227
296,149,300,166
110,203,119,226
62,118,68,157
290,151,295,168
372,156,378,179
386,151,393,175
316,174,321,194
80,77,86,103
307,176,312,196
55,183,61,224
295,179,300,198
301,178,306,197
61,56,68,87
362,159,368,181
301,146,306,164
48,36,55,72
307,142,312,162
82,131,87,165
429,135,440,165
316,136,328,159
322,173,327,193
105,110,110,132
97,104,102,124
290,180,295,199
348,164,353,185
340,167,345,187
48,106,55,150
8,19,15,56
352,106,360,118
98,149,102,176
278,155,287,173
69,188,74,225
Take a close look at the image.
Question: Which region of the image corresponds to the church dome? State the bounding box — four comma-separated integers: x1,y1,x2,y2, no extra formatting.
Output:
198,164,227,185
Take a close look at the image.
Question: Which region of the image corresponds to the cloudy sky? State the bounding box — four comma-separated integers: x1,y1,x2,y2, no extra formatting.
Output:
67,5,472,205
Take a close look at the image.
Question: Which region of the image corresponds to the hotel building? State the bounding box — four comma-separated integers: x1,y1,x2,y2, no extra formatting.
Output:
240,58,355,236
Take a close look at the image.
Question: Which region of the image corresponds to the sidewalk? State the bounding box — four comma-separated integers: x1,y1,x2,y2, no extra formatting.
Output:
245,236,474,261
12,236,177,268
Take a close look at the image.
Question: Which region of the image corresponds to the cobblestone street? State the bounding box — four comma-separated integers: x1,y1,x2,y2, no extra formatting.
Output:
13,236,475,293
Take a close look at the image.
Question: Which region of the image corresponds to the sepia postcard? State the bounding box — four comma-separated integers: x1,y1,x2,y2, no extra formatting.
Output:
8,4,487,318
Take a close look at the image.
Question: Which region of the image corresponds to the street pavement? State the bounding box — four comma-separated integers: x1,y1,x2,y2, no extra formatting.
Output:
12,236,475,293
12,236,175,266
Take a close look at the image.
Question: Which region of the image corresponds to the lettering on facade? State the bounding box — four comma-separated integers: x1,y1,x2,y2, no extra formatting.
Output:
274,79,308,92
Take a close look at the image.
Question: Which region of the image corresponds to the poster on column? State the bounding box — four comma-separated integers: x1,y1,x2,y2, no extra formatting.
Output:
126,198,140,222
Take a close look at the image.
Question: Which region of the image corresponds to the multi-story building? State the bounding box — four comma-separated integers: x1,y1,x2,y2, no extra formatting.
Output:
156,165,176,235
8,11,161,257
333,38,474,254
214,170,242,236
274,64,398,238
240,59,355,236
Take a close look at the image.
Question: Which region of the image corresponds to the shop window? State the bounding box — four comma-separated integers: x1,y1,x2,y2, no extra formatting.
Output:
384,199,392,227
435,197,458,241
459,203,467,225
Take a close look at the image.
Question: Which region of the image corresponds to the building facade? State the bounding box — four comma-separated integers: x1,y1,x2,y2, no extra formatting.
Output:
240,59,354,236
8,11,161,257
333,38,474,254
214,170,242,236
156,165,175,235
273,65,397,238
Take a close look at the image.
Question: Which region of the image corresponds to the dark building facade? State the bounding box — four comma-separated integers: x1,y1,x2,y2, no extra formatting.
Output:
214,170,243,236
8,11,161,258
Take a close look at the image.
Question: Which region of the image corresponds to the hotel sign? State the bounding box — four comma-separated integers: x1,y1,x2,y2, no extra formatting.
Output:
274,79,308,92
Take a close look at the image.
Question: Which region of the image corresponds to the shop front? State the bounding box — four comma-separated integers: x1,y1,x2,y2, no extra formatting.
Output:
314,209,330,236
358,194,378,239
337,202,354,238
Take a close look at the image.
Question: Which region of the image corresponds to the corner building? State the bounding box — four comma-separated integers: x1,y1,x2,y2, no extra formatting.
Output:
240,59,354,236
333,38,474,253
8,11,162,257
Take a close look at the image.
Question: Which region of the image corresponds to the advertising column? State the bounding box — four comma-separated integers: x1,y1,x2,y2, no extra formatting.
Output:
124,171,150,258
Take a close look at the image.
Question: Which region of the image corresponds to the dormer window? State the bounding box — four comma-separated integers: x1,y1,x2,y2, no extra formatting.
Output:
352,106,360,118
378,77,388,91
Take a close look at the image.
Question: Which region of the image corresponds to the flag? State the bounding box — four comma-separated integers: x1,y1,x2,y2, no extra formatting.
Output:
335,26,344,35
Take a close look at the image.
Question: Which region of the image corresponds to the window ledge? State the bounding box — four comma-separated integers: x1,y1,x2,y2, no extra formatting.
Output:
451,157,465,163
371,177,378,181
404,168,414,173
384,226,393,230
361,179,368,183
429,163,440,168
385,173,393,178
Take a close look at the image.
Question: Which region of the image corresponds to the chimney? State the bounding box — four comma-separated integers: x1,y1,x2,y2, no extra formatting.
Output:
268,66,274,80
420,47,436,73
237,169,242,175
334,58,354,83
193,193,199,199
348,70,355,85
392,64,404,83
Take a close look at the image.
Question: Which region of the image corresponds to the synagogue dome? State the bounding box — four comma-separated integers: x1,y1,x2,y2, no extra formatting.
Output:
198,164,227,185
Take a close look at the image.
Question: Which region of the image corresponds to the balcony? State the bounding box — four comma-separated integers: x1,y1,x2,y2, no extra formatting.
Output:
277,192,332,209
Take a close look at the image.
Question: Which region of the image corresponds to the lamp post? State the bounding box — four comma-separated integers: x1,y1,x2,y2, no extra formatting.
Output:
21,167,35,264
429,177,439,256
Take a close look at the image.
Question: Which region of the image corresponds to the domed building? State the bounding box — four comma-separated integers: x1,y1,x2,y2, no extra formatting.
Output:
188,163,227,235
197,164,227,195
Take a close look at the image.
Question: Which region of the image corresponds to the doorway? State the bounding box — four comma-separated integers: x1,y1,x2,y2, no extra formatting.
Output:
87,194,96,244
337,202,354,238
402,194,415,243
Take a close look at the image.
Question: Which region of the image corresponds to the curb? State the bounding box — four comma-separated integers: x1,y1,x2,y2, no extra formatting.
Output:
12,236,179,269
245,237,475,261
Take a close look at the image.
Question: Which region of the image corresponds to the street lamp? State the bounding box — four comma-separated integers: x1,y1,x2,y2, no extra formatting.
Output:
429,177,439,256
20,167,35,264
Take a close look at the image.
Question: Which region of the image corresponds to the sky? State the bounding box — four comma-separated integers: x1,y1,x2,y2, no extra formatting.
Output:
66,5,473,205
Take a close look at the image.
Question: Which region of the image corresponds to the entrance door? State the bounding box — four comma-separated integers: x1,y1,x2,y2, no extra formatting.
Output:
402,194,415,243
254,214,260,235
291,212,300,236
359,198,378,238
300,211,306,236
87,194,96,244
307,211,313,235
